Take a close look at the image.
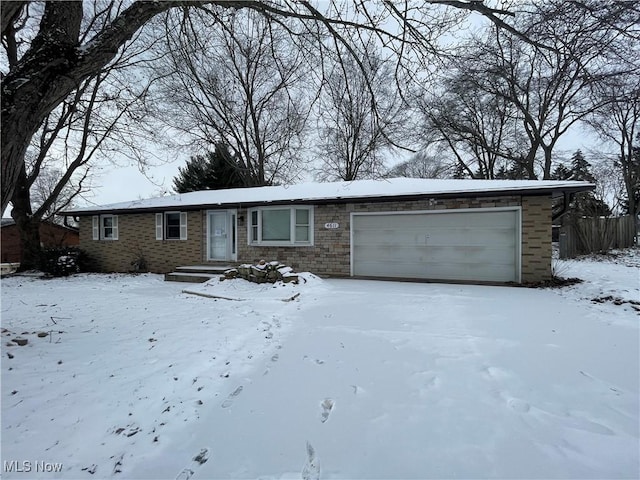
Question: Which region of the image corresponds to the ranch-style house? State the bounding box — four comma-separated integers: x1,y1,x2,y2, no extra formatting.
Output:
61,178,593,284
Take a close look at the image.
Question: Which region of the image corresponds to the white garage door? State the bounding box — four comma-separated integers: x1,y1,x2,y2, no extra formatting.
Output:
351,208,520,283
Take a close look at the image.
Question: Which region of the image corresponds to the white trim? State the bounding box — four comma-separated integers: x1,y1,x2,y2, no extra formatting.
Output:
350,206,520,217
162,211,183,241
515,208,522,283
206,209,237,261
350,206,521,282
155,213,163,240
247,205,314,246
179,212,188,240
95,214,118,241
111,215,118,241
92,216,99,240
230,210,238,261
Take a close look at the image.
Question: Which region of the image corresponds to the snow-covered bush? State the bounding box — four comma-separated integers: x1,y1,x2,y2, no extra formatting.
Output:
40,247,90,277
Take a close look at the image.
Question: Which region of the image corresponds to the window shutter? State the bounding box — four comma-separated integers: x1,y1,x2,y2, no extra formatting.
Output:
180,212,188,240
155,213,163,240
112,216,119,240
92,216,99,240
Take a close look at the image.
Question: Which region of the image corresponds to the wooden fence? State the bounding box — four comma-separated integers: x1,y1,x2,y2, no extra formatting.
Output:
558,215,637,259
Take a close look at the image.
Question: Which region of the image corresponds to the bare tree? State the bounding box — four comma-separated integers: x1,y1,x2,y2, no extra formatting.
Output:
156,8,310,185
314,43,407,181
430,0,640,180
586,74,640,221
386,151,451,179
1,0,526,213
30,168,81,222
1,1,197,213
7,21,160,270
419,54,524,179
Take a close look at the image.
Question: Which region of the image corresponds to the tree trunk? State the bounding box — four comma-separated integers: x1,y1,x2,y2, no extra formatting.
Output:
10,166,42,271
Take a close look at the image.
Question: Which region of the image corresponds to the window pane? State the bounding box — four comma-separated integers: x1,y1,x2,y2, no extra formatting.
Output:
102,216,113,238
295,209,309,225
250,210,259,242
262,209,290,241
295,226,309,242
166,213,181,239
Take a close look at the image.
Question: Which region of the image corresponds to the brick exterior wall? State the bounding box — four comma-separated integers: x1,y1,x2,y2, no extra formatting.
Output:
78,194,552,282
1,223,79,263
79,212,202,273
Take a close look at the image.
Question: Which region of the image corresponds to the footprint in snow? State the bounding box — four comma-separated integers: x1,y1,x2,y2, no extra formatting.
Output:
175,448,210,480
504,395,531,413
482,366,511,381
351,385,366,395
303,355,325,365
221,386,243,408
301,442,320,480
320,398,334,423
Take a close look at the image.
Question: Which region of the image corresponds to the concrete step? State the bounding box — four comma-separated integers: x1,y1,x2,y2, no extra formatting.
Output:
164,272,221,283
174,265,234,275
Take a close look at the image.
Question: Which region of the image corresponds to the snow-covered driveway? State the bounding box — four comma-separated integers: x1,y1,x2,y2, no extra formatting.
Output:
1,253,638,479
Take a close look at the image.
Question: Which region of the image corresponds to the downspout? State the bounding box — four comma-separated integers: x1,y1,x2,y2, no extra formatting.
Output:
552,191,573,222
553,191,575,261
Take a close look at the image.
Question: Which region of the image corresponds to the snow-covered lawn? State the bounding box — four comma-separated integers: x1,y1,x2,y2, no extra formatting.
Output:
1,250,638,479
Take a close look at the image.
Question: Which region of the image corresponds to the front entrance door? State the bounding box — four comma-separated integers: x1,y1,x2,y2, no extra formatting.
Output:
207,210,237,261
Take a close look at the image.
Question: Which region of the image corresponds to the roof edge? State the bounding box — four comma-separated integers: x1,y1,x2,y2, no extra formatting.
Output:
59,184,594,216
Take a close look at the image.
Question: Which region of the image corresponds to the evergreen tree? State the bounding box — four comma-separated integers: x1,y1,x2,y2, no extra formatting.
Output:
506,159,527,179
495,158,529,180
563,150,611,217
173,144,247,193
569,150,595,182
550,163,572,180
494,165,508,179
452,161,467,179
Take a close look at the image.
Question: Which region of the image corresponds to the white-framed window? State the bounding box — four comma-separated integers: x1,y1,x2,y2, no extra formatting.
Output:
248,206,313,246
156,212,187,240
92,215,118,240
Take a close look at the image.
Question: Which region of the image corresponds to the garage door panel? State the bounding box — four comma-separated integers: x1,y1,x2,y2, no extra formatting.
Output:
352,210,519,283
354,227,516,248
354,244,515,266
354,258,517,282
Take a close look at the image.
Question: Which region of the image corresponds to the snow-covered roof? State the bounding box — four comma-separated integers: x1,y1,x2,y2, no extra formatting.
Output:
62,178,594,215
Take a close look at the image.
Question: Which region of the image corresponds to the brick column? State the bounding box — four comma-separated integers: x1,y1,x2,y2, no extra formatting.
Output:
521,196,552,282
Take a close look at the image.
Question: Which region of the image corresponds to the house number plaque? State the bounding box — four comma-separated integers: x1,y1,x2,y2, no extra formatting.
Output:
324,222,339,229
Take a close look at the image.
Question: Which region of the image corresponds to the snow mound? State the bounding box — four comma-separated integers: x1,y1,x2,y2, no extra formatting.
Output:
182,272,325,301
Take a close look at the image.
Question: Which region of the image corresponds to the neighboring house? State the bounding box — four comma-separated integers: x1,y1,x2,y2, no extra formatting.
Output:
61,178,593,284
1,219,79,264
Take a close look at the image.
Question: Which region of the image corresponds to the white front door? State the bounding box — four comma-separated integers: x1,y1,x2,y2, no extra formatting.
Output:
207,210,237,261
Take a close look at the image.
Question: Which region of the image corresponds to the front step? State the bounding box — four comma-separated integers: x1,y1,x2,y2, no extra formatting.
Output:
165,265,234,283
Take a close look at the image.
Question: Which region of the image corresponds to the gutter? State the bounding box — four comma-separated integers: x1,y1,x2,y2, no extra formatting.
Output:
60,185,595,217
